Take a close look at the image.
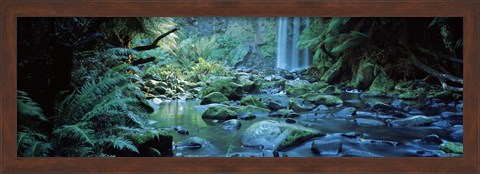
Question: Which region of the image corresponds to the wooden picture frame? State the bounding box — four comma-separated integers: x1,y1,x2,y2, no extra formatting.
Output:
1,0,479,173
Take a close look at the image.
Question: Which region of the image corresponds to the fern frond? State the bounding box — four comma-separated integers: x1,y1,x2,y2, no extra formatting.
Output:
17,90,47,121
106,136,139,153
53,122,95,146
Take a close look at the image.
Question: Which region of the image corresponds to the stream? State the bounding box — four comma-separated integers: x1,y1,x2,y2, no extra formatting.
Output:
148,92,462,157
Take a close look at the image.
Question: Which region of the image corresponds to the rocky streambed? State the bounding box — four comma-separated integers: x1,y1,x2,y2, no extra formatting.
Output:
144,69,463,157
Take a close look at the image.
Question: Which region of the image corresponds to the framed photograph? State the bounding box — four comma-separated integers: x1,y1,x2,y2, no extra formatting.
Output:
1,0,479,173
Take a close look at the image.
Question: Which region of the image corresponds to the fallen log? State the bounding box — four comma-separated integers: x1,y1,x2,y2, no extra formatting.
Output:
132,28,179,51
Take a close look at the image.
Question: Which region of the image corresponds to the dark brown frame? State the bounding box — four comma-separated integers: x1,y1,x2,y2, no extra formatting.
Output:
1,0,479,173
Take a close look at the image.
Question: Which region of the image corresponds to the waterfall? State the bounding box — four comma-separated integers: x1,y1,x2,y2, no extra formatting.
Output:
276,17,311,71
276,17,288,70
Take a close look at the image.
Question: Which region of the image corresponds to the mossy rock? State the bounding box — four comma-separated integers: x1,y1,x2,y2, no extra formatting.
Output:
285,79,312,96
240,95,266,108
319,85,342,95
200,77,243,100
440,142,463,154
311,81,329,90
229,105,270,117
320,56,345,83
399,88,427,100
201,105,237,120
299,93,343,106
268,109,300,118
289,98,315,112
241,120,325,151
364,69,395,97
351,59,376,90
200,92,229,105
126,129,173,157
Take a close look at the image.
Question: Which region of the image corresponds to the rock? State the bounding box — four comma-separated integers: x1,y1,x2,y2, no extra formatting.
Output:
285,79,312,96
240,95,266,108
362,69,395,97
389,115,434,126
391,99,409,109
320,57,345,83
343,149,383,157
449,125,463,132
240,114,256,120
351,59,375,90
373,101,393,111
145,80,160,88
311,139,342,155
200,92,228,105
268,109,300,118
334,107,357,117
128,129,173,157
221,119,242,130
200,77,243,100
177,137,211,150
240,120,325,151
172,126,189,136
432,120,452,129
449,129,463,142
289,98,315,112
261,95,290,110
299,93,343,106
416,150,446,157
201,105,237,120
319,85,342,95
440,142,463,154
154,86,167,95
313,105,329,111
341,132,364,138
354,118,385,126
425,98,446,108
420,134,443,144
456,103,463,111
285,118,297,124
237,75,256,92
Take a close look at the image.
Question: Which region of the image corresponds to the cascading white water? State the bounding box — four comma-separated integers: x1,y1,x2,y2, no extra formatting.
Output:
276,17,311,71
276,17,289,70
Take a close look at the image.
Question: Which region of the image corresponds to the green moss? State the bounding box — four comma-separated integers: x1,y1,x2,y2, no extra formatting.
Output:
240,95,266,108
131,130,172,145
364,69,395,96
440,142,463,154
200,92,228,105
299,93,343,106
201,106,237,120
200,78,243,100
320,57,345,83
230,105,270,116
279,127,321,148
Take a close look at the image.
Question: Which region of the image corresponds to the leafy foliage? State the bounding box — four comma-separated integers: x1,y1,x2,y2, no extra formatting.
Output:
53,122,95,146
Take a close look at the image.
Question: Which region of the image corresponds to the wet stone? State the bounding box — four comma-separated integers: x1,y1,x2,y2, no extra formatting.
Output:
449,129,463,142
420,134,443,145
416,150,446,157
341,132,364,138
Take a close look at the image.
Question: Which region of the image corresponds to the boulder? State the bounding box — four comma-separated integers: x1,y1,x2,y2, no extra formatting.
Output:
354,118,385,126
128,129,173,157
240,95,266,108
221,119,242,130
341,132,364,138
334,107,357,117
231,105,270,117
342,149,383,157
420,134,443,145
289,98,315,112
351,59,375,90
449,129,463,142
285,79,312,96
389,115,434,126
240,113,256,120
200,77,243,100
362,69,395,97
240,120,325,151
416,150,446,157
260,95,290,110
440,142,463,154
176,137,211,150
311,139,342,155
200,92,228,105
201,106,237,120
299,93,343,106
285,118,297,124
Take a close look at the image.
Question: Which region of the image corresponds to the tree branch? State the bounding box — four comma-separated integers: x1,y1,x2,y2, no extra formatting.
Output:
417,47,463,64
132,28,179,51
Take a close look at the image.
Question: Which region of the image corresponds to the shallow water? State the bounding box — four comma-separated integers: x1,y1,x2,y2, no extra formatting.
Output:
149,94,460,157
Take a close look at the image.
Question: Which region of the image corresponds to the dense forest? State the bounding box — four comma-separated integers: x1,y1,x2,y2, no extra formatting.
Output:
17,17,463,157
